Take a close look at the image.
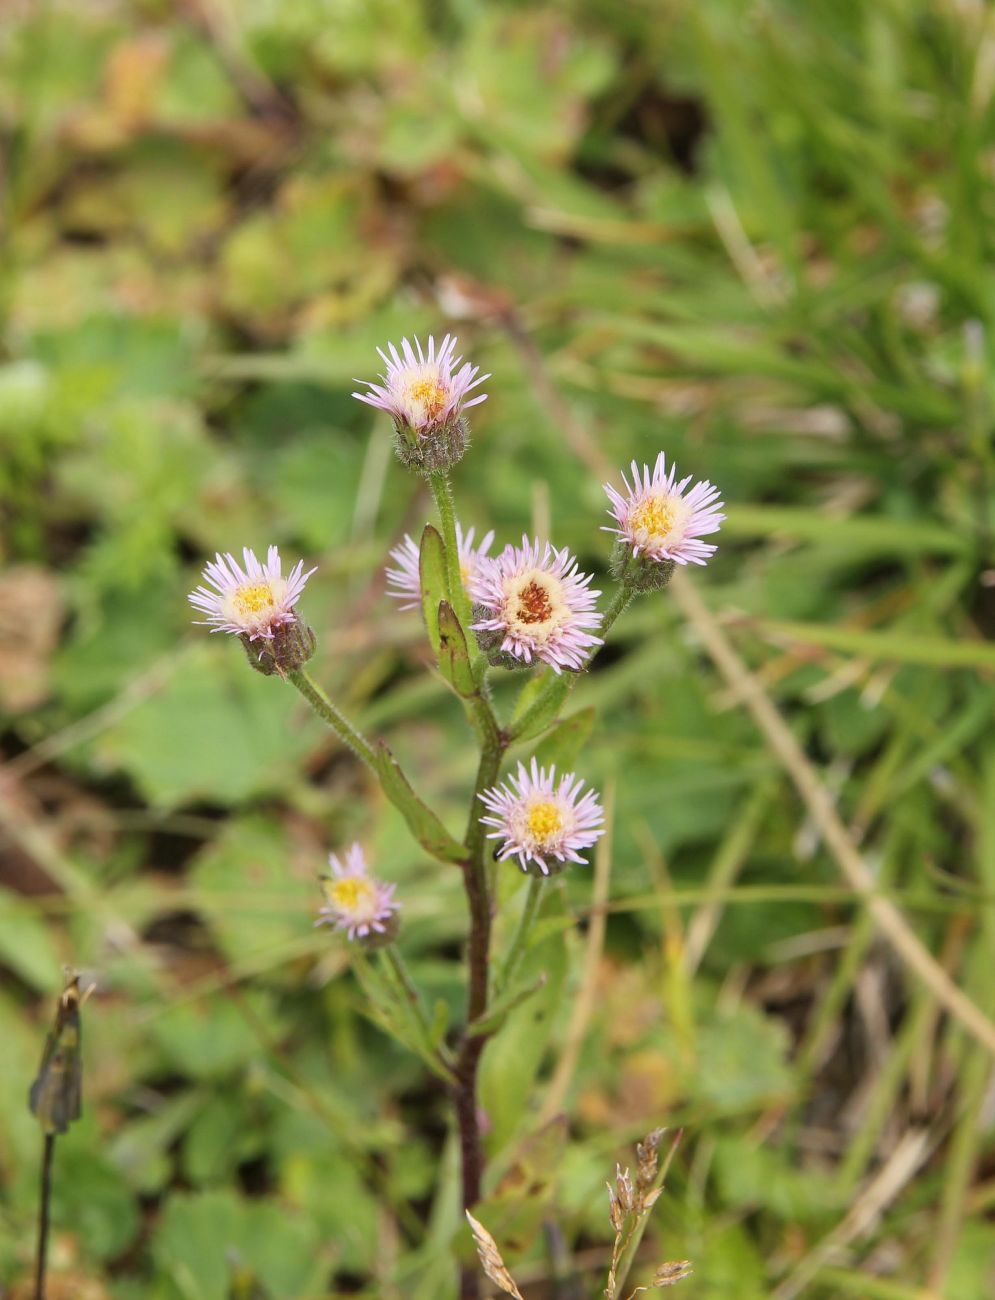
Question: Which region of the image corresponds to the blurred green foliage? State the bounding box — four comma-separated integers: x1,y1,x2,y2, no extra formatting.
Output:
3,0,995,1296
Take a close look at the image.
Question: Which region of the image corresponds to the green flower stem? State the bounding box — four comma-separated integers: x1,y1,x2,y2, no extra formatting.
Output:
287,669,377,769
600,581,637,639
507,671,573,743
428,471,475,635
380,945,455,1069
507,579,637,742
496,875,544,995
464,687,503,755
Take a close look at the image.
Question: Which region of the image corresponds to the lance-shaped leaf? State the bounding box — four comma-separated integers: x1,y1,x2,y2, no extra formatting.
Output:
481,1116,569,1256
468,972,547,1036
372,741,465,864
507,670,573,742
419,523,448,658
437,600,477,698
534,706,595,771
350,951,457,1085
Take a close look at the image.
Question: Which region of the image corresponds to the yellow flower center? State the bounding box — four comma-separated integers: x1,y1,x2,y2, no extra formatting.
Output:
234,582,277,617
630,494,680,544
406,378,447,423
526,800,563,845
329,877,377,913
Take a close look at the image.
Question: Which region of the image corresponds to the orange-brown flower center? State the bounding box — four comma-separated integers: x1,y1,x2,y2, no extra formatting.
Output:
515,580,554,625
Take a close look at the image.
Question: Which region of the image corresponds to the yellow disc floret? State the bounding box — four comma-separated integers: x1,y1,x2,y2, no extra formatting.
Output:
233,582,277,618
328,877,379,920
526,800,564,847
629,494,684,545
406,377,447,425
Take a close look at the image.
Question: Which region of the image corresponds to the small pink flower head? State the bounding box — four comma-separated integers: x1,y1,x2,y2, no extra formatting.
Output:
479,758,605,876
352,334,489,472
468,536,602,673
317,844,400,948
188,545,317,675
386,523,496,611
604,452,724,572
188,545,314,639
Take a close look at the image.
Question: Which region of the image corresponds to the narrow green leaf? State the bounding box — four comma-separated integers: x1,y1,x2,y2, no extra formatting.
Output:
469,973,547,1036
419,524,448,657
510,671,547,725
351,953,457,1085
533,707,595,771
508,671,573,742
762,619,995,671
372,741,465,864
437,600,477,698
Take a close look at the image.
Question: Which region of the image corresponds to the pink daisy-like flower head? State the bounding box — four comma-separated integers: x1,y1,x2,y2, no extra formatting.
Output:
479,758,605,876
317,844,400,948
187,545,317,675
604,452,724,574
468,535,603,674
386,522,496,611
352,334,489,472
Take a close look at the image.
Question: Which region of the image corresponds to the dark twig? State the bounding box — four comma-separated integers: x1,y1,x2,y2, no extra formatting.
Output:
34,1132,55,1300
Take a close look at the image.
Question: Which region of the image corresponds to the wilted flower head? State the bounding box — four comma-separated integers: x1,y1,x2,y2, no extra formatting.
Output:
386,523,496,611
469,536,602,673
317,844,399,947
479,758,605,876
604,453,724,569
353,334,488,471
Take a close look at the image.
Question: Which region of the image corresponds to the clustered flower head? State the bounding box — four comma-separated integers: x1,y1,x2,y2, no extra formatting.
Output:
469,536,603,674
604,452,724,590
386,523,495,611
479,758,605,876
317,844,400,948
353,334,489,473
187,545,317,675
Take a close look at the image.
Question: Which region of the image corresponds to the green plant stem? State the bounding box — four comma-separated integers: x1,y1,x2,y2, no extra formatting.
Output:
287,669,377,768
496,876,544,994
508,579,636,741
600,581,636,639
455,722,507,1251
380,945,453,1067
34,1132,54,1300
464,688,503,753
428,471,475,634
